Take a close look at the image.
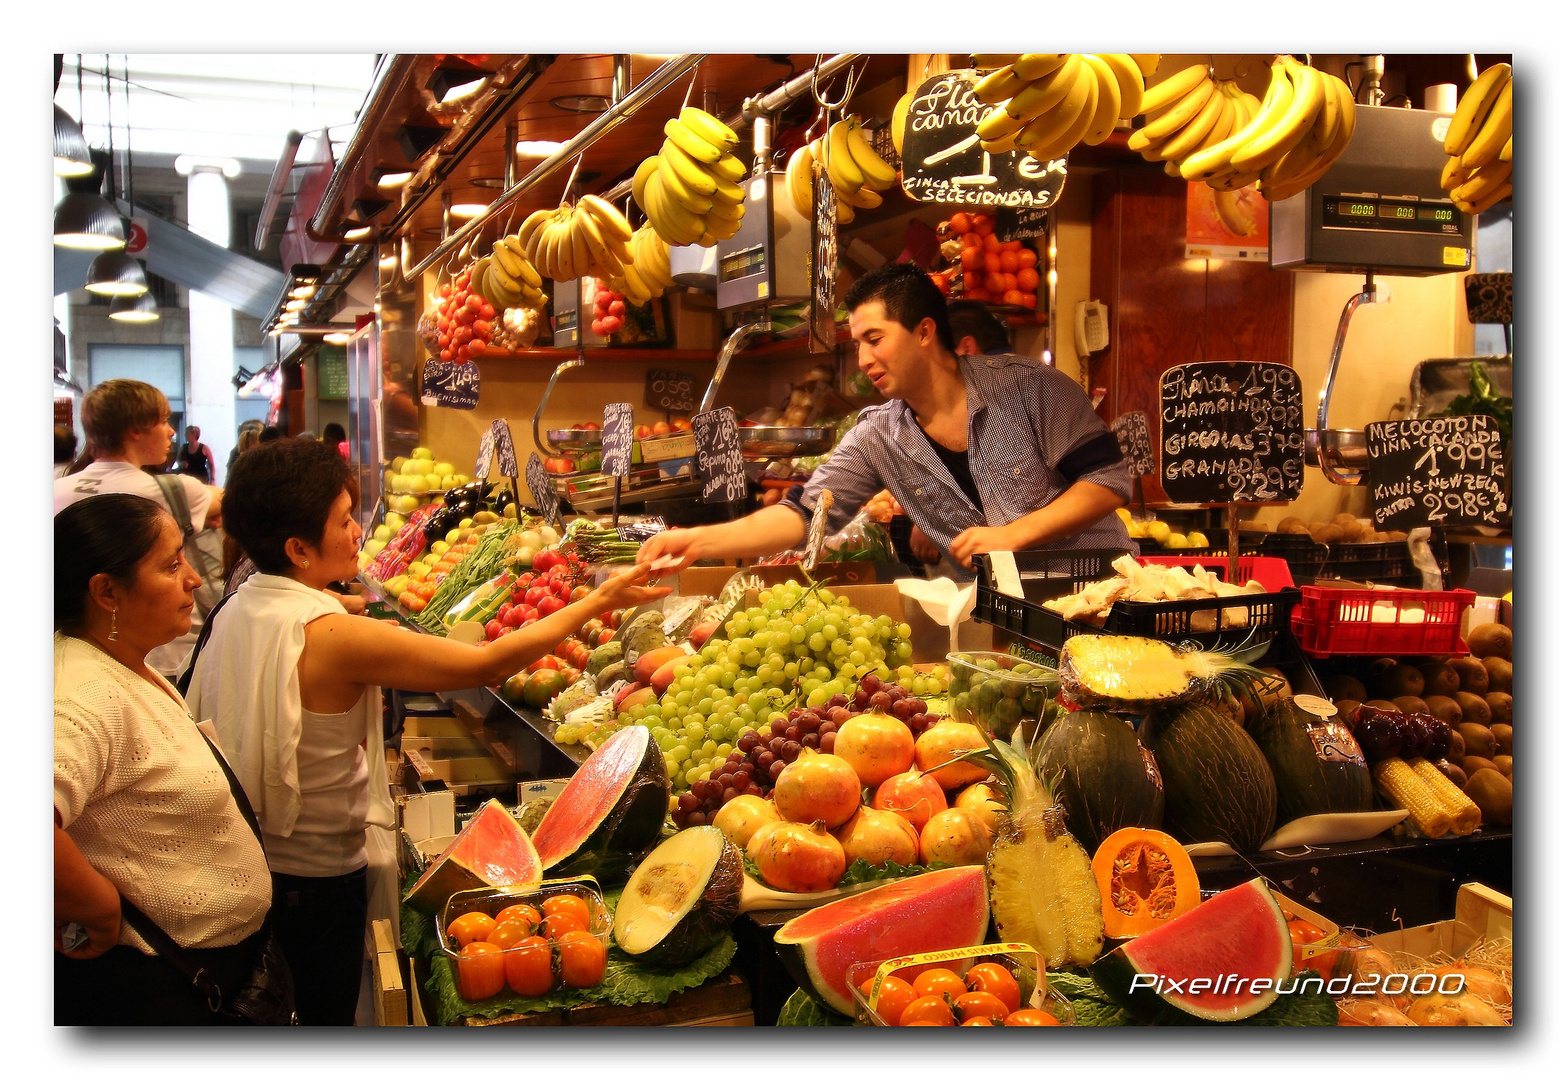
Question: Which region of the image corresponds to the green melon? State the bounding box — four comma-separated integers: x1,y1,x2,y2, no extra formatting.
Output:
613,826,743,968
1140,701,1276,852
1034,709,1164,851
1248,699,1373,823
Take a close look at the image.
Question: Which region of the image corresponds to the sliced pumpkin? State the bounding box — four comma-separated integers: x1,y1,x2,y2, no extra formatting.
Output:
612,825,742,968
1091,827,1201,939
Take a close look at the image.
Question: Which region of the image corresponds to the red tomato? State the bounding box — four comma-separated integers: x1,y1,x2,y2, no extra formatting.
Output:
571,585,591,603
523,586,550,607
1003,1008,1061,1026
447,911,498,948
557,930,608,989
495,904,542,932
478,301,495,320
537,595,566,617
466,294,484,312
860,975,918,1026
541,912,586,941
955,991,1011,1024
486,920,530,951
503,936,555,996
542,894,593,928
899,995,956,1026
456,941,506,1000
485,618,505,641
455,306,476,326
466,340,486,358
472,319,492,337
552,580,574,602
528,655,560,673
965,963,1022,1012
608,300,626,318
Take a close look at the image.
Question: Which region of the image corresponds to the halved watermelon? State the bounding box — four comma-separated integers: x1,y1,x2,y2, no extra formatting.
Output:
405,799,542,915
1090,877,1293,1022
528,725,670,885
773,866,991,1015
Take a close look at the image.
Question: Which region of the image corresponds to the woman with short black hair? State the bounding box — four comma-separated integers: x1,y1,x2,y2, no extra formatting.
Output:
187,438,669,1024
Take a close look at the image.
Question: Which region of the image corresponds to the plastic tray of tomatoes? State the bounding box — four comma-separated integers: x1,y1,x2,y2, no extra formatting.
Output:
847,944,1076,1027
437,877,611,1002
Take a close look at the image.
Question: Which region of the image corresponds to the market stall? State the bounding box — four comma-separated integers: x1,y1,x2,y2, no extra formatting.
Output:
308,49,1515,1028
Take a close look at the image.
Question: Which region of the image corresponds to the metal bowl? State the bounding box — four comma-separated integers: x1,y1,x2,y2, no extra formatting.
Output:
737,425,835,459
546,428,604,450
1305,428,1369,468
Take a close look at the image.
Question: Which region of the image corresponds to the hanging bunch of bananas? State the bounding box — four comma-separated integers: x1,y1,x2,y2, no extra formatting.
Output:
1178,55,1357,201
606,224,676,308
1126,68,1263,181
1441,62,1512,215
785,115,899,225
969,54,1153,162
633,107,748,248
516,194,636,283
471,233,547,312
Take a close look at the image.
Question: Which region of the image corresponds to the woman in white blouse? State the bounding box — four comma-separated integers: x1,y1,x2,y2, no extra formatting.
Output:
55,494,275,1024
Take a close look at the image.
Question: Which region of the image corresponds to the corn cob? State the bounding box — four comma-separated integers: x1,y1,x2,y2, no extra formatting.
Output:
1374,758,1454,838
1410,758,1483,836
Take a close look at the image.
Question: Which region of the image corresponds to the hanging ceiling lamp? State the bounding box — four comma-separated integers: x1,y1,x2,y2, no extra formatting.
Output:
54,105,94,177
85,247,148,296
109,291,159,322
54,192,126,249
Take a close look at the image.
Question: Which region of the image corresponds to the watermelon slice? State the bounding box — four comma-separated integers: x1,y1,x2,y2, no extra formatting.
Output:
1090,877,1293,1022
529,725,670,885
773,866,991,1015
405,799,542,915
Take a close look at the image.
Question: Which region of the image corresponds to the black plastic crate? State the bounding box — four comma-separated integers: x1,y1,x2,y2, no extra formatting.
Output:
972,552,1302,660
1317,530,1451,590
1258,533,1330,583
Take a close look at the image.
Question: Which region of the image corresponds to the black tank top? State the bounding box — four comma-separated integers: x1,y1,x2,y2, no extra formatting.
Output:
177,443,211,483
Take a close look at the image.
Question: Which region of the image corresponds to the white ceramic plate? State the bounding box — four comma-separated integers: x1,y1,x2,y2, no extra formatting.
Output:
1182,810,1409,858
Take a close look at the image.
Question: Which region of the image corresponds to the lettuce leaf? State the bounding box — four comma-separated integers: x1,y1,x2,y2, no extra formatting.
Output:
775,988,855,1027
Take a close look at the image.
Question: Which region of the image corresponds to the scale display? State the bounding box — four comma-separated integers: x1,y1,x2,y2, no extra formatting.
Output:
1322,196,1462,236
719,245,766,284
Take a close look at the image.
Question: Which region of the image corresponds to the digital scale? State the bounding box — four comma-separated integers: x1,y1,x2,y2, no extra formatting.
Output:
551,278,581,348
1270,105,1476,276
714,171,812,311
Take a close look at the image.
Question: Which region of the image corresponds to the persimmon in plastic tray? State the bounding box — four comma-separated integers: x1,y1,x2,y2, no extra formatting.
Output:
1290,584,1476,657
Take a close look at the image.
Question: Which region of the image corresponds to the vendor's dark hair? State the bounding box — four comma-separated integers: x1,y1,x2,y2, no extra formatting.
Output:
844,262,956,353
945,299,1010,355
55,494,170,631
223,438,359,574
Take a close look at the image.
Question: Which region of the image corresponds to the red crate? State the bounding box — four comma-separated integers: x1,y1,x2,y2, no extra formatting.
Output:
1289,585,1476,657
1136,555,1296,593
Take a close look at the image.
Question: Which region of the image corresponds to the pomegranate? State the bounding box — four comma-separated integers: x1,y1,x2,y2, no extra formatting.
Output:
919,807,992,866
914,720,993,791
873,770,948,832
746,820,846,893
954,782,1005,836
833,710,916,788
772,748,863,829
711,794,782,849
834,806,920,869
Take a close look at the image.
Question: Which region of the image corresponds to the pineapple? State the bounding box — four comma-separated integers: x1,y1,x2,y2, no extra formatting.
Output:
977,729,1105,970
1058,634,1263,712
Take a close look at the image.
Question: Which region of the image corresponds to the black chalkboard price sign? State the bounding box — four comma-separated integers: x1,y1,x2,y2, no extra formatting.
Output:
995,205,1050,243
601,402,634,478
1159,362,1306,503
525,451,563,529
645,368,697,413
1365,415,1509,531
489,419,518,478
810,160,838,354
1111,411,1155,479
420,359,481,410
691,406,748,505
473,429,496,480
899,70,1068,210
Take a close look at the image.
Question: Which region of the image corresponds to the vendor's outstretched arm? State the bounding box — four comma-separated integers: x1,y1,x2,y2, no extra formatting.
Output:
948,480,1127,568
636,504,809,574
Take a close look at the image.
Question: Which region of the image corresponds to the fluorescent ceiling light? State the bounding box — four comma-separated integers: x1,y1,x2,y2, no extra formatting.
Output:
377,170,414,188
344,225,373,240
324,332,352,345
516,140,565,157
448,203,488,219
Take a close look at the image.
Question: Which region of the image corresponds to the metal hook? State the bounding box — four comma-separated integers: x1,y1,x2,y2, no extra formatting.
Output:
810,54,859,111
1232,57,1256,81
681,64,701,111
561,152,585,206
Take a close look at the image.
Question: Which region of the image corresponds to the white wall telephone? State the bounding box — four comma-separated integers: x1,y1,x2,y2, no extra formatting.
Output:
1075,299,1109,355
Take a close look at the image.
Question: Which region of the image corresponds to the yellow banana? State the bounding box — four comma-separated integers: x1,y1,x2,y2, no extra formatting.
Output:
502,235,543,288
1232,58,1324,174
1079,54,1122,146
485,264,523,307
1012,54,1070,81
785,144,814,217
980,131,1023,154
1209,169,1262,192
569,211,593,280
1139,75,1216,143
1212,57,1298,177
1130,54,1162,77
1127,124,1169,154
976,102,1033,141
533,218,561,280
827,120,867,193
1440,154,1469,191
1460,77,1511,169
1454,180,1511,215
706,212,743,241
660,138,720,196
631,155,661,214
1499,135,1512,163
574,207,619,276
1164,160,1183,178
1444,62,1512,157
491,238,525,279
837,184,882,209
1259,75,1357,201
710,152,749,183
518,281,546,311
1260,75,1337,192
579,194,634,244
644,172,704,247
657,149,718,215
971,54,1022,70
1015,60,1096,154
516,209,554,253
679,107,739,153
835,198,855,225
1212,188,1255,236
618,259,654,303
707,173,746,208
1026,63,1099,162
891,92,912,156
1157,81,1230,162
1139,63,1210,116
1453,158,1512,203
706,195,745,223
664,117,723,165
469,256,495,305
1096,54,1145,120
845,117,898,189
974,65,1028,105
1004,54,1084,123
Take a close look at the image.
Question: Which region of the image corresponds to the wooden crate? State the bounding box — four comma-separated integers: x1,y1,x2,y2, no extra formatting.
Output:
371,919,408,1027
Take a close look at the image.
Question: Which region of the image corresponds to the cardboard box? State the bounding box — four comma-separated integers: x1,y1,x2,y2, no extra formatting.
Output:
1367,882,1512,960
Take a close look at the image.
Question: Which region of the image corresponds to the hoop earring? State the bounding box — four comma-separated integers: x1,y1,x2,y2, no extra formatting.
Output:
109,609,119,641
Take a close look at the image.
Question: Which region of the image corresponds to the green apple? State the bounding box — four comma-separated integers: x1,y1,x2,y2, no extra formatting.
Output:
433,462,454,478
407,475,430,494
412,446,435,461
373,525,392,542
390,456,409,474
384,512,406,532
400,458,420,476
429,540,450,557
391,494,421,514
362,539,386,559
445,529,462,545
452,474,470,487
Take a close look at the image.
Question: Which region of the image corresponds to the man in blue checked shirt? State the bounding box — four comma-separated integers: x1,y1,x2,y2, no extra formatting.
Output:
638,263,1135,580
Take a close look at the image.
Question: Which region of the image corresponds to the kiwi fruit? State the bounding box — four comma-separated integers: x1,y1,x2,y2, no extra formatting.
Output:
1492,754,1512,779
1392,695,1429,715
1277,516,1309,535
1325,675,1369,703
1367,657,1400,683
1448,656,1489,695
1423,695,1463,726
1309,523,1346,544
1466,623,1512,661
1419,663,1460,698
1490,723,1511,756
1461,755,1499,778
1484,692,1511,727
1457,722,1495,758
1436,760,1468,788
1454,691,1492,727
1447,729,1467,759
1481,657,1511,695
1377,663,1426,700
1463,769,1512,826
1364,699,1402,712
